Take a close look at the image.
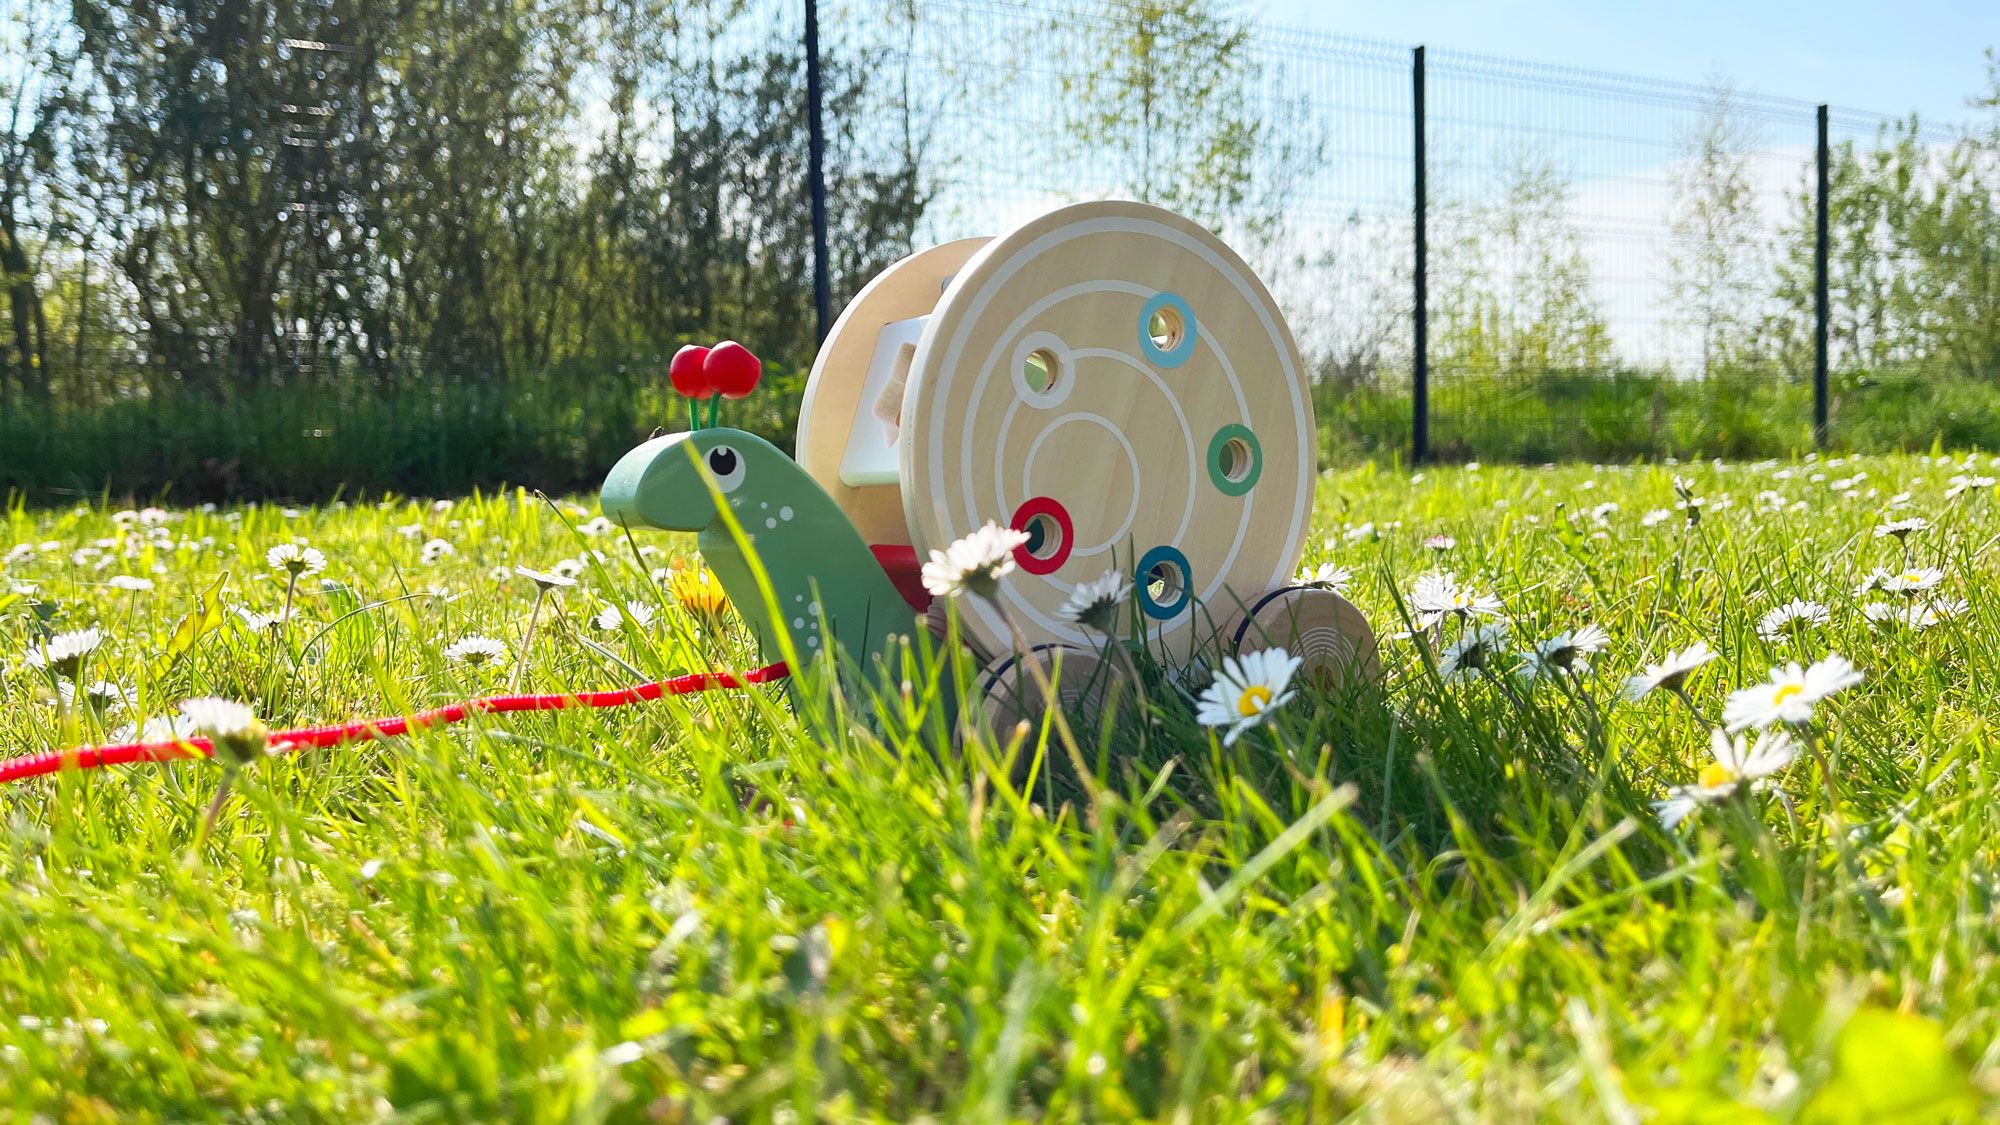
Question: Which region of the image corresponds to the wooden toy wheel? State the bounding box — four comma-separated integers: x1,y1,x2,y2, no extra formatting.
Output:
975,643,1113,740
900,201,1315,665
1227,586,1381,691
797,236,991,547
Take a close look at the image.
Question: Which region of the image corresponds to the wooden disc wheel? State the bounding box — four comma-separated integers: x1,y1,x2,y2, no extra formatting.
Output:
975,644,1113,740
797,237,991,547
1226,586,1381,691
901,201,1316,665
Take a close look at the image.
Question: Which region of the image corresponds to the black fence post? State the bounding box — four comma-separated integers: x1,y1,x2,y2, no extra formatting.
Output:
1813,103,1830,449
1412,45,1429,465
805,0,832,344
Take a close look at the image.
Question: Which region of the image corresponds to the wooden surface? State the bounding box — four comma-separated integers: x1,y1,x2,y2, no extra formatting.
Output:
976,643,1112,742
796,237,990,547
900,201,1315,663
1228,585,1381,690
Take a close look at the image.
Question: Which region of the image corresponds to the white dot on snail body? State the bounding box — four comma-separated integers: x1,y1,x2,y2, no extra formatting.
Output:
807,636,820,648
780,506,794,521
765,517,777,529
793,617,805,629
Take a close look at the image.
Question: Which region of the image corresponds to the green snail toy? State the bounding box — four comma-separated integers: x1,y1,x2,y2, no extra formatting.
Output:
601,201,1379,723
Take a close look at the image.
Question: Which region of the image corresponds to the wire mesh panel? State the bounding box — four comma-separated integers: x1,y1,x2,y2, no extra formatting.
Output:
824,0,1417,459
1818,108,1993,451
1421,53,1826,460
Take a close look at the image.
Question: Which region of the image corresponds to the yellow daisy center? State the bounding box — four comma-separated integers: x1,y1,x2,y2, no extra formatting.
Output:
1698,762,1738,790
1772,683,1804,706
1236,685,1273,717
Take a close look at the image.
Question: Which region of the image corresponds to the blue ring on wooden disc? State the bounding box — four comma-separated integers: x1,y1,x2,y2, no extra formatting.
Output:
1138,292,1197,368
1206,424,1262,496
1136,544,1193,620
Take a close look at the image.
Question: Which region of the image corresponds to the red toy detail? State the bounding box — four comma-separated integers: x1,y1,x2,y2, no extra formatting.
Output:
868,544,934,613
705,340,763,399
669,344,714,399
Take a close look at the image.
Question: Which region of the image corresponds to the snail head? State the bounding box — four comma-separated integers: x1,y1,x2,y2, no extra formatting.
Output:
599,428,793,534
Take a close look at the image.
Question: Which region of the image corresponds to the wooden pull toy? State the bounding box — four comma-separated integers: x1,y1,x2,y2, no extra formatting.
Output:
600,200,1378,712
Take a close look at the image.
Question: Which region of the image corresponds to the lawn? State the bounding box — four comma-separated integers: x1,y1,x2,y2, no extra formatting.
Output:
1,454,1996,1119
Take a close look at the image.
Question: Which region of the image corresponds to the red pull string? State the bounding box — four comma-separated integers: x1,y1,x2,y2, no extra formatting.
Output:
0,662,791,786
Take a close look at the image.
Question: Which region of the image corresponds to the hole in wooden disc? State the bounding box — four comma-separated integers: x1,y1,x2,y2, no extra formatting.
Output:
1147,307,1185,353
1021,348,1060,395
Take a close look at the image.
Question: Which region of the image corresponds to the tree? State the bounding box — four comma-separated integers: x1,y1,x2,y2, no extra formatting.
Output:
1666,81,1767,377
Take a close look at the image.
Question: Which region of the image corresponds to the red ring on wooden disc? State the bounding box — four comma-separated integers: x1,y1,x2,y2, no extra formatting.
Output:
1009,496,1073,575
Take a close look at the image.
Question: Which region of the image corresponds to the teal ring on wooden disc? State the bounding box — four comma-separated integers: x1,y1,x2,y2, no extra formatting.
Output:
1136,544,1193,620
1206,424,1262,496
1138,291,1197,368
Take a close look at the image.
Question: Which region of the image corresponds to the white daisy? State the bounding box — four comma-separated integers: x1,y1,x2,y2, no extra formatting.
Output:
1622,641,1719,701
552,558,587,581
515,565,577,591
58,680,129,711
179,696,267,762
1873,517,1930,540
1424,534,1457,551
1408,571,1502,628
579,516,615,537
1654,728,1800,829
266,543,326,577
1519,623,1610,679
1057,571,1132,633
107,575,154,592
420,538,456,564
1296,562,1353,594
22,628,105,676
235,606,296,633
594,601,659,630
1880,567,1944,596
1945,474,1995,500
1722,655,1865,731
921,522,1029,599
1438,622,1509,682
1194,647,1302,745
1756,599,1830,640
444,635,509,667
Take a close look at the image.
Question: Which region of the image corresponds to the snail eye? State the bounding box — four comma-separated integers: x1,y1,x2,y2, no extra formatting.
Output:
705,445,745,493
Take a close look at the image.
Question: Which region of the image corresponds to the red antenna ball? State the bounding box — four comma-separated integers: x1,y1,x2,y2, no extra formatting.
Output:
669,344,714,399
704,341,762,400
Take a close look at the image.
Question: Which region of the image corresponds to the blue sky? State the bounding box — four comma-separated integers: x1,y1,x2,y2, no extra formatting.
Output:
1260,0,1995,128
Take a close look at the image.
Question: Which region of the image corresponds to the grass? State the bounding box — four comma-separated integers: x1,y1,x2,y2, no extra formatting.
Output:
1,454,1998,1118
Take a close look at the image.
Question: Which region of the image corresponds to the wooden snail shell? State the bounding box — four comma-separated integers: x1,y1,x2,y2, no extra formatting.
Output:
800,201,1316,668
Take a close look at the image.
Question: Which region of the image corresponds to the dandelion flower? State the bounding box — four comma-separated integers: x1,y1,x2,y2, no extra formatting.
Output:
1297,562,1353,594
1194,648,1302,745
1723,654,1864,731
444,635,509,667
1756,598,1829,640
1057,571,1131,633
669,568,729,619
514,565,577,591
1622,641,1718,701
921,522,1029,599
1438,622,1509,682
22,628,104,677
1654,728,1799,829
594,601,659,630
266,543,326,577
1873,517,1930,540
1520,623,1609,679
1408,571,1502,628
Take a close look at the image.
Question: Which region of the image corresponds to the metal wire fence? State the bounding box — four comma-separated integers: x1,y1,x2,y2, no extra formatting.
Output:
819,0,1992,463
